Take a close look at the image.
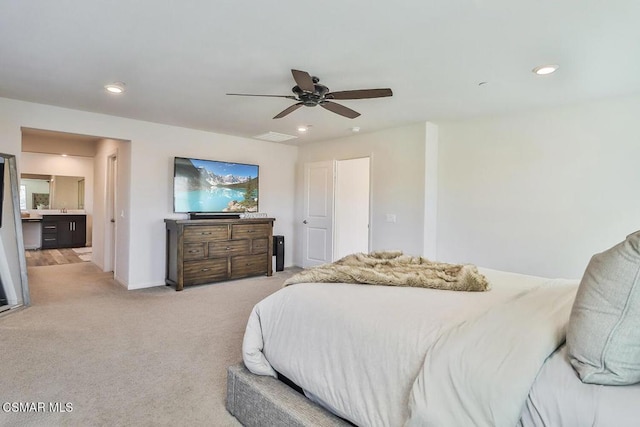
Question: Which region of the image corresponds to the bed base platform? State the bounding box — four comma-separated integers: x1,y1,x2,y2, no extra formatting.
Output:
226,363,351,427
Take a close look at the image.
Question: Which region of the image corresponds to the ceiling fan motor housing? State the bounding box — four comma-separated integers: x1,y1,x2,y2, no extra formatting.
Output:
292,83,330,106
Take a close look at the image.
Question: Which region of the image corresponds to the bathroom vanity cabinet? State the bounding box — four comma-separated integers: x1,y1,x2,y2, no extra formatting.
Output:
41,214,87,249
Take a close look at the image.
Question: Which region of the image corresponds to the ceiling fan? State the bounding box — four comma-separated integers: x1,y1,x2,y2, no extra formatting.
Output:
227,69,393,119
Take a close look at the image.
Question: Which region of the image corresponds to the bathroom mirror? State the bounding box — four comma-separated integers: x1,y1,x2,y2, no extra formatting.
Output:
20,174,85,210
1,153,30,315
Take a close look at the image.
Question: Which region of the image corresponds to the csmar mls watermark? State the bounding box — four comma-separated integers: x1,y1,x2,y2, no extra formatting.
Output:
2,402,73,413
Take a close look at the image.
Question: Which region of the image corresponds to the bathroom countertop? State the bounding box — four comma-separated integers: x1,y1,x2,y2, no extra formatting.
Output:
22,210,86,219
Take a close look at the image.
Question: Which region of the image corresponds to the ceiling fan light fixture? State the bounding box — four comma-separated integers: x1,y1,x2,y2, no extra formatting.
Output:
228,69,393,120
104,82,126,94
532,65,559,75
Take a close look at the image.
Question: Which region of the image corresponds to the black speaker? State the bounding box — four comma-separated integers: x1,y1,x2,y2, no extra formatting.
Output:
273,235,284,272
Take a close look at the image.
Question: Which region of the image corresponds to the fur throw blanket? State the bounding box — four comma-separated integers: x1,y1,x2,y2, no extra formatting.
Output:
283,251,490,292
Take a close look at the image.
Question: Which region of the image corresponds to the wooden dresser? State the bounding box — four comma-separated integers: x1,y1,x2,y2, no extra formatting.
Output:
165,218,275,291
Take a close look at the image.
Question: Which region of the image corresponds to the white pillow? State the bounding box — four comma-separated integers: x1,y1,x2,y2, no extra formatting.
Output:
567,231,640,385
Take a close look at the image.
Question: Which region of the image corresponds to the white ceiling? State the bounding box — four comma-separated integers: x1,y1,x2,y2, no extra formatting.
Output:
1,1,639,144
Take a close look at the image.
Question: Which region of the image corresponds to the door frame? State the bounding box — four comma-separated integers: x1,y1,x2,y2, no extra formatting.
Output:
104,152,117,274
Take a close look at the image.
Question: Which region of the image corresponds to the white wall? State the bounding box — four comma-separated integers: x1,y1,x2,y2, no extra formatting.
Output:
296,123,427,265
92,138,130,282
22,132,97,157
0,97,298,289
436,94,640,279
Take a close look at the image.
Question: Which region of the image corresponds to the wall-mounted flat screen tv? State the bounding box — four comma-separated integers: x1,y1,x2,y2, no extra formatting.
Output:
173,157,259,214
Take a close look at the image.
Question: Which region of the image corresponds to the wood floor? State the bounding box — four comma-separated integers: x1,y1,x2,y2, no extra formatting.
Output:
25,248,91,267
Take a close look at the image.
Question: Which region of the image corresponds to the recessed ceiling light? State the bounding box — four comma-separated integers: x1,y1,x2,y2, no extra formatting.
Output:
532,65,559,75
351,127,361,133
61,154,68,157
104,82,126,94
297,126,308,133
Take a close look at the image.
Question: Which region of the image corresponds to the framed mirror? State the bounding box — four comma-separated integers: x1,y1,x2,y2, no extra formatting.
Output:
1,153,30,315
20,174,85,210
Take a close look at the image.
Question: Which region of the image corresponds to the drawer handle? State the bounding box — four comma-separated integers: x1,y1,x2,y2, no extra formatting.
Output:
44,226,56,229
247,230,254,233
201,268,210,272
201,232,212,235
44,238,56,241
226,247,231,250
188,250,199,253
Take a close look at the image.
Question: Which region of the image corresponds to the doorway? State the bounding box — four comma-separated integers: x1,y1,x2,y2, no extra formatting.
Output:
334,157,370,259
301,157,371,267
19,128,128,285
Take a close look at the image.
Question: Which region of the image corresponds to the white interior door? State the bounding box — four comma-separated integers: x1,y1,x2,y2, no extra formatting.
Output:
302,161,335,267
334,157,370,260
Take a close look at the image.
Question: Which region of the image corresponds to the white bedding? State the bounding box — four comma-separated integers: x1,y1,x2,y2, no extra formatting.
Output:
406,282,576,426
243,268,579,426
520,345,640,427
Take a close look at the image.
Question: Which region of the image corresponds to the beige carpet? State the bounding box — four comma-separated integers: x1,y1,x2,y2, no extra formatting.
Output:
0,263,299,426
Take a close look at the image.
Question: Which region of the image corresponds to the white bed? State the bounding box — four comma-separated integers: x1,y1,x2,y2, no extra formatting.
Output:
242,267,640,426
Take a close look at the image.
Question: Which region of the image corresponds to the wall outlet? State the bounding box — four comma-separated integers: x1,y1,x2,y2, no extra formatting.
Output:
385,214,397,223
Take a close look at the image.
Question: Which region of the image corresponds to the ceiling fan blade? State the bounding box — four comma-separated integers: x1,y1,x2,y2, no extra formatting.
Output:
227,93,297,99
327,88,393,100
291,69,315,93
273,102,304,119
321,101,361,119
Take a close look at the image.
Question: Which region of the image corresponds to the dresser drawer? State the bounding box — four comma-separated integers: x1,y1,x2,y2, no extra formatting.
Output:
183,225,228,242
183,258,228,285
209,239,249,258
183,243,205,261
231,254,268,278
251,238,269,254
231,223,270,240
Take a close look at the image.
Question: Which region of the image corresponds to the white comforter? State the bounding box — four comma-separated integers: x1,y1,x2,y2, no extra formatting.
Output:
243,268,578,426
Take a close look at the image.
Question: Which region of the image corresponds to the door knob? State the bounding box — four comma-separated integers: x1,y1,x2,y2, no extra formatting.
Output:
303,220,308,224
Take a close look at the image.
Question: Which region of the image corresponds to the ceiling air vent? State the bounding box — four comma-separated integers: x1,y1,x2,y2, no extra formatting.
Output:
252,131,298,142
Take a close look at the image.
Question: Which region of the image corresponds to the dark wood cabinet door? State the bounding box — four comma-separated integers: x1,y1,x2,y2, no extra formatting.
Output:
71,216,86,246
57,219,74,246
